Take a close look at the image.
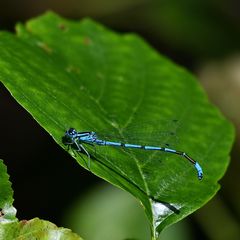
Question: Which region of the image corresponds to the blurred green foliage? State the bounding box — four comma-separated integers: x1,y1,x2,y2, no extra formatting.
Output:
64,183,194,240
2,0,240,59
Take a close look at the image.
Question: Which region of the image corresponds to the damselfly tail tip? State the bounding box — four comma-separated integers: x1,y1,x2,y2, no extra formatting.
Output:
195,162,203,180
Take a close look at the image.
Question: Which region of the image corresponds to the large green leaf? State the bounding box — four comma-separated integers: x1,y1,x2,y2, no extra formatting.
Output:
0,12,234,239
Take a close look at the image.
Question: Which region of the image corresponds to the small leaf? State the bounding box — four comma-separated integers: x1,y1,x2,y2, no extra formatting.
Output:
0,159,17,222
0,218,83,240
0,12,234,238
0,160,83,239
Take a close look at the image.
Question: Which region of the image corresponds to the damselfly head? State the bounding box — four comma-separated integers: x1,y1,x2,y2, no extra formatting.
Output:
66,128,77,136
62,128,77,145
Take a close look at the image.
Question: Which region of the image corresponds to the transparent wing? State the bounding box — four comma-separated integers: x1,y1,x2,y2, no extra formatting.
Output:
95,119,181,148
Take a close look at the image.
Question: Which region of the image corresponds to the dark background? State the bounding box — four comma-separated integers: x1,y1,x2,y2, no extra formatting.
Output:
0,1,240,239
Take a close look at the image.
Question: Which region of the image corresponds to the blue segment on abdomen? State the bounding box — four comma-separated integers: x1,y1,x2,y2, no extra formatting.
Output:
124,144,142,148
165,148,176,153
144,146,162,150
105,141,122,146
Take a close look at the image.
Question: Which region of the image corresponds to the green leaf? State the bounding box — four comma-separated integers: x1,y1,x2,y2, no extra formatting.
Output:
0,159,16,223
0,159,83,240
0,217,83,240
0,12,234,239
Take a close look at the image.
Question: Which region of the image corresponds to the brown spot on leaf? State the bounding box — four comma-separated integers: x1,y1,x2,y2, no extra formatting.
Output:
83,37,92,46
37,42,53,54
20,219,28,225
66,65,81,74
58,23,68,32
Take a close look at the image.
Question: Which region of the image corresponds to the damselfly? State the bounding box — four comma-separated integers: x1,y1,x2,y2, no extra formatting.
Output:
62,128,203,180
